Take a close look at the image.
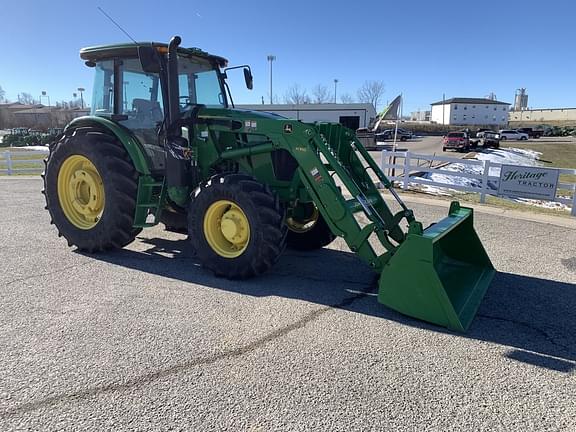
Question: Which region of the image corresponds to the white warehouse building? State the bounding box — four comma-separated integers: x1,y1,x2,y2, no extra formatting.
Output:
236,103,376,130
430,97,511,126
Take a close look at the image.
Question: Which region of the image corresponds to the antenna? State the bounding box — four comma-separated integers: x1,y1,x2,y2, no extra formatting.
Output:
97,6,138,44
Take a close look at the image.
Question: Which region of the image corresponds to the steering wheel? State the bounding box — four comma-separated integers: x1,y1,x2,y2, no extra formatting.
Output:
179,96,192,109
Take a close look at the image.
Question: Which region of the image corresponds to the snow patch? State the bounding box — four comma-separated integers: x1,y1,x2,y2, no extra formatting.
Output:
408,148,572,212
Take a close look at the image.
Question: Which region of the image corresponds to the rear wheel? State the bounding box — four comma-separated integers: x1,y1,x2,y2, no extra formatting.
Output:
43,129,140,252
500,136,507,141
188,174,287,279
286,203,336,251
520,136,528,140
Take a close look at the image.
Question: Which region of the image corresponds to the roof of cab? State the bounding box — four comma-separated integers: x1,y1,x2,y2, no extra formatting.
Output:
79,42,228,67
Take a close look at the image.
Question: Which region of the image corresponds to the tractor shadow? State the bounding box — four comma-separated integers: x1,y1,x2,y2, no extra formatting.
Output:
84,236,576,372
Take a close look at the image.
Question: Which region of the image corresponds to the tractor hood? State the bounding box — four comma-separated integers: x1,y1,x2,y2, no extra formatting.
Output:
199,107,290,121
227,108,288,120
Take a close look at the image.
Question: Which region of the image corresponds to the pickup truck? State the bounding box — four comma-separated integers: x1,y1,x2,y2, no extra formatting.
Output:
516,127,544,139
442,132,470,152
470,131,500,148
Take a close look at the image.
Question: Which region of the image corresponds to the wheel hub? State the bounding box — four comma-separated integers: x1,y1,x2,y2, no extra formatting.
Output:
204,200,251,258
57,155,105,229
287,206,319,233
220,209,249,245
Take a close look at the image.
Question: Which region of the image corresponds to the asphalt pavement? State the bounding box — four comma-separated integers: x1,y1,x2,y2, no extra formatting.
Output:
376,135,449,155
1,178,575,431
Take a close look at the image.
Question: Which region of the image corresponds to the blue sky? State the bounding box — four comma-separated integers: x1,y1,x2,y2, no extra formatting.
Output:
1,0,575,113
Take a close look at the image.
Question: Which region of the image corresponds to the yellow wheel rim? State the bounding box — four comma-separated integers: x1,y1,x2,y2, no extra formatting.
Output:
286,207,319,233
203,200,251,258
57,155,105,230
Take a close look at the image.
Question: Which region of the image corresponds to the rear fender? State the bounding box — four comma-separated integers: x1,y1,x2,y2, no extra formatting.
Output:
64,116,152,175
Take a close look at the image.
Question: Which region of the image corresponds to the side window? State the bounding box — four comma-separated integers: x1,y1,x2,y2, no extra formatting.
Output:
178,74,192,107
119,58,163,130
195,71,225,106
91,60,114,115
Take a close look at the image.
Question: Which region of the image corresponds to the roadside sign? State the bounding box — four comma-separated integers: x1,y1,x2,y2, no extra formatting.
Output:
498,165,559,200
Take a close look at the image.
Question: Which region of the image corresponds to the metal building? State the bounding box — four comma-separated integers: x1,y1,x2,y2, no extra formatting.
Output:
235,103,377,130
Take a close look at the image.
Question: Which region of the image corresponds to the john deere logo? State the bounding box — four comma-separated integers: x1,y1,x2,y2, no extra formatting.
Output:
283,124,293,134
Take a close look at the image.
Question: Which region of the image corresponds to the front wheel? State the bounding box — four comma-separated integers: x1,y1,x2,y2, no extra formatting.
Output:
188,174,287,279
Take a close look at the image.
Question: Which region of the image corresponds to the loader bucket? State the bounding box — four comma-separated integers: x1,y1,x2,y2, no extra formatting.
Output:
378,202,495,332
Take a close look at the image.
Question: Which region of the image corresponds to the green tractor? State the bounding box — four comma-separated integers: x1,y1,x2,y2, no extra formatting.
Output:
43,37,495,331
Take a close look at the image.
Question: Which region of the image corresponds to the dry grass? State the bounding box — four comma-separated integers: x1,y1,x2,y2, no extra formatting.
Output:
504,139,576,197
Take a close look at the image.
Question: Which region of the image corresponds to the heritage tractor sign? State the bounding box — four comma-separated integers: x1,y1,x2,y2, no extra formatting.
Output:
498,165,560,200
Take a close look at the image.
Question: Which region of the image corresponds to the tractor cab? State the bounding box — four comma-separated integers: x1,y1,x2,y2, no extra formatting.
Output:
80,42,234,171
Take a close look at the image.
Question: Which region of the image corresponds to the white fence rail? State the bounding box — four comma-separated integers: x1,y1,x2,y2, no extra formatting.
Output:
0,150,47,175
380,150,576,216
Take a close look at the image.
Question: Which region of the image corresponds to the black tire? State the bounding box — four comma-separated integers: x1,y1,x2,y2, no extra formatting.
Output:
500,136,507,141
442,147,447,152
43,128,141,252
400,136,407,142
520,136,528,140
286,206,336,251
188,173,287,279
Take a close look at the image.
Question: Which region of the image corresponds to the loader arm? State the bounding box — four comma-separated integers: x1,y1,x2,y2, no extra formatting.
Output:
215,116,493,331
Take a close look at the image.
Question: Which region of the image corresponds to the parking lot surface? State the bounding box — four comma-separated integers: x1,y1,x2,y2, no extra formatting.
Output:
1,178,575,431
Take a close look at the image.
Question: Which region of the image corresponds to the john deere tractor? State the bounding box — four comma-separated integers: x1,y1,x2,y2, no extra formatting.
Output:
43,37,495,331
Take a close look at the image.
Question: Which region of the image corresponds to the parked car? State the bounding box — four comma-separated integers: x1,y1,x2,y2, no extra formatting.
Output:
475,128,494,138
442,132,470,152
499,129,528,140
396,128,414,138
479,131,500,148
516,127,543,139
476,129,496,138
375,129,411,142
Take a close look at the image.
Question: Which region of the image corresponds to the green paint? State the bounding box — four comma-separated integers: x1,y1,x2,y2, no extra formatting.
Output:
66,41,495,332
66,116,151,175
167,186,190,208
378,202,495,332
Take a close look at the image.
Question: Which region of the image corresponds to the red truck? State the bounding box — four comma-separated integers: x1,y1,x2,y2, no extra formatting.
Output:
442,132,470,152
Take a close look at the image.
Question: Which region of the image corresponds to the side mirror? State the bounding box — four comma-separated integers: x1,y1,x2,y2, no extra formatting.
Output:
244,68,253,90
138,46,161,73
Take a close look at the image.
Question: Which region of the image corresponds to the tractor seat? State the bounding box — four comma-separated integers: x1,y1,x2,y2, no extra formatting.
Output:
132,99,164,127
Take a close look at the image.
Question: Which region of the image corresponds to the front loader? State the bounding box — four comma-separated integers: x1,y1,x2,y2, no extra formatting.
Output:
43,36,495,332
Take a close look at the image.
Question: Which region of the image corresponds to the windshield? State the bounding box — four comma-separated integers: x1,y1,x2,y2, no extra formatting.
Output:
448,133,465,138
178,56,226,109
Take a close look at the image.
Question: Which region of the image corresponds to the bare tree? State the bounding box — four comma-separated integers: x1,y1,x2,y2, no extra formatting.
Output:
0,85,6,103
18,92,35,105
357,80,385,110
284,84,311,105
266,93,281,104
340,93,354,104
312,84,330,104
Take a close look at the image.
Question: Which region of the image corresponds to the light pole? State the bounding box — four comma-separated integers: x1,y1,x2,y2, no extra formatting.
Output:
334,79,338,103
77,87,85,109
267,55,276,104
